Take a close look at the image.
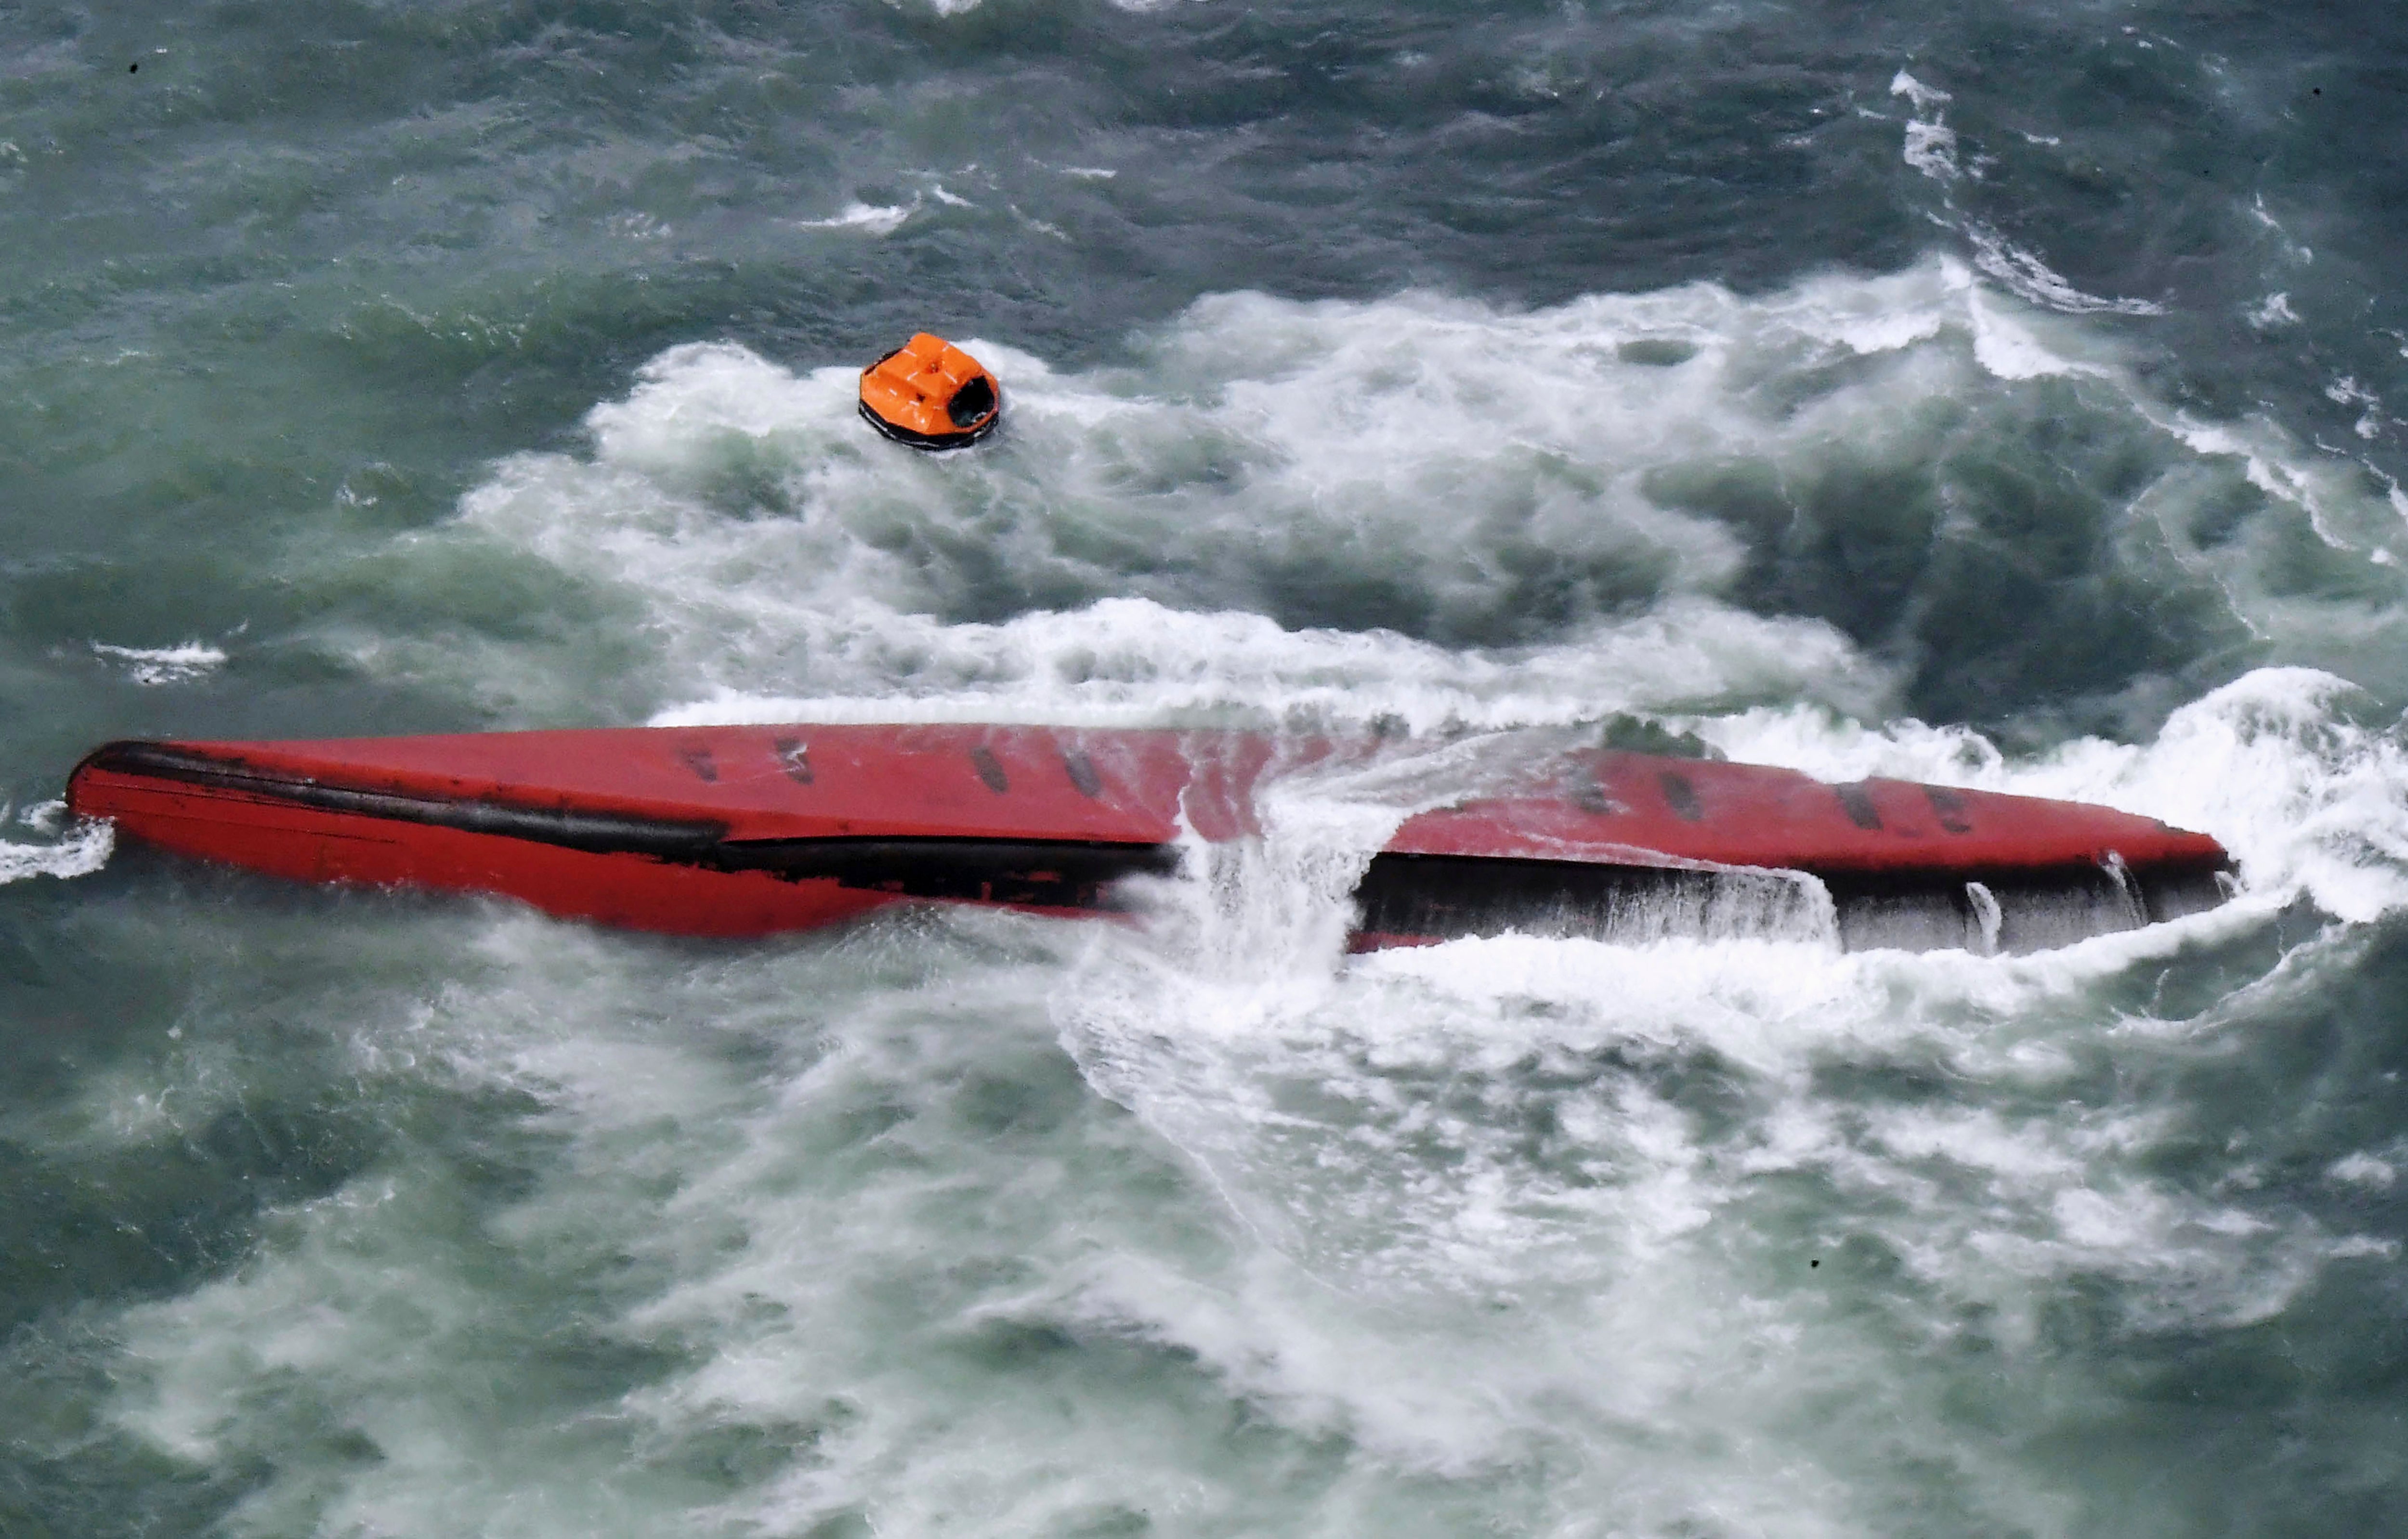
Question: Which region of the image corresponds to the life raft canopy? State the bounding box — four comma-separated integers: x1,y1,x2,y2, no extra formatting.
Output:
859,332,1002,450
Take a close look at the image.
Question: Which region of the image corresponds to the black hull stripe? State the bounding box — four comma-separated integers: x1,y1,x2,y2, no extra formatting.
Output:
85,742,732,857
80,741,1178,906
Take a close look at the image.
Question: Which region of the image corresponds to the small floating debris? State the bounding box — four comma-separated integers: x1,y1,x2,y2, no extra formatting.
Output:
858,332,1001,450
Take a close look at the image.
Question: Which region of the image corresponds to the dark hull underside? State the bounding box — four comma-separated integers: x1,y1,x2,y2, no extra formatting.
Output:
1352,851,2232,953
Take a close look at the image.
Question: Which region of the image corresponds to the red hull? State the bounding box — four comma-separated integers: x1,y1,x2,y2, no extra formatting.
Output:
65,724,2233,952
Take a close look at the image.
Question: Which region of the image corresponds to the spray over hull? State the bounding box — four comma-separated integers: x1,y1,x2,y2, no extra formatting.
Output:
65,725,2233,952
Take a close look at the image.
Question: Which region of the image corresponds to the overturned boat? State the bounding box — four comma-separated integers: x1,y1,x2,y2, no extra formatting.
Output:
65,724,2233,953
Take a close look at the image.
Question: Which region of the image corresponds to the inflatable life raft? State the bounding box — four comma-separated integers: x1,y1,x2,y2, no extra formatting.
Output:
65,725,2234,953
858,333,1001,449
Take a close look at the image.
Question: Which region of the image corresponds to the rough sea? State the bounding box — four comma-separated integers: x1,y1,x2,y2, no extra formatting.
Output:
6,2,2408,1534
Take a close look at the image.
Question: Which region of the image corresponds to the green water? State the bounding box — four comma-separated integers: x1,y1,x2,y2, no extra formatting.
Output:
6,2,2408,1535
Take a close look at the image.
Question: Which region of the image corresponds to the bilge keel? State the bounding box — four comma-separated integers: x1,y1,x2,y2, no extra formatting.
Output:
66,725,2233,952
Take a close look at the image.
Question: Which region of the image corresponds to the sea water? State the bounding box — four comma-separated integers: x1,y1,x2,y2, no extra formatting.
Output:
5,2,2408,1534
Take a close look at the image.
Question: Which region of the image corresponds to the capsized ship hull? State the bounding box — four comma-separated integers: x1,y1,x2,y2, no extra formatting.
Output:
65,725,2234,952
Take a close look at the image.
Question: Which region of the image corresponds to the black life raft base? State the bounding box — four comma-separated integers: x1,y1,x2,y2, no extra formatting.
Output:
857,399,1001,451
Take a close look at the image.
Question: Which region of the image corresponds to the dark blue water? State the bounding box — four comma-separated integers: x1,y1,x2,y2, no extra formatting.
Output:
7,3,2408,1534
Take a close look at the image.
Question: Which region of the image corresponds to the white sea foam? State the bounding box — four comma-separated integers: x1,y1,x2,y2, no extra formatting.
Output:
1967,223,2164,316
1901,117,1959,181
322,260,2408,920
85,698,2406,1537
793,199,915,234
2326,376,2385,440
1889,70,1952,112
1890,71,1959,181
644,595,1876,738
349,252,2401,751
2250,291,2300,328
432,279,2022,721
0,816,112,883
2328,1152,2398,1188
1689,667,2408,926
110,259,2408,1532
96,848,2382,1534
311,261,2408,937
367,255,2312,725
1034,822,2364,1525
91,639,227,685
1888,73,2163,319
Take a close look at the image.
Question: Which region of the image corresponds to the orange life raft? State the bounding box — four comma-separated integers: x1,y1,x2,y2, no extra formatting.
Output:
858,332,1001,449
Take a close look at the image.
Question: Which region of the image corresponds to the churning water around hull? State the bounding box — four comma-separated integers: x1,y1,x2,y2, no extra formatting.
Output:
33,695,2408,1539
10,0,2408,1535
